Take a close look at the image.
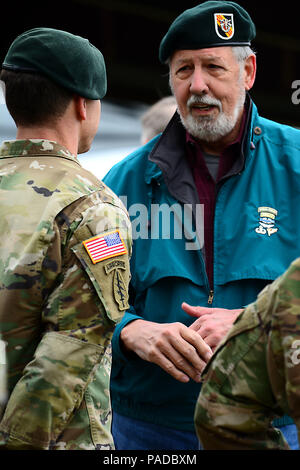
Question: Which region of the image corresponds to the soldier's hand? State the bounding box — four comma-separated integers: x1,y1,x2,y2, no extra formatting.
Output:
182,303,243,351
120,319,213,383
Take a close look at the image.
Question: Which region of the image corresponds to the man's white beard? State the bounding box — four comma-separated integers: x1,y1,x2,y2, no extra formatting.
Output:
179,89,246,143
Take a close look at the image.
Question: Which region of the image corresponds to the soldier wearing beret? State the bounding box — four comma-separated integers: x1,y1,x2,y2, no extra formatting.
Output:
103,0,300,450
0,28,132,450
195,257,300,450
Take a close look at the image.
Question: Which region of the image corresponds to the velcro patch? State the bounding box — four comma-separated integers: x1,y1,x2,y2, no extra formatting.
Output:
82,230,127,264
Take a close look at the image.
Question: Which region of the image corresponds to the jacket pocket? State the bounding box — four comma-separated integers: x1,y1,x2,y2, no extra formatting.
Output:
0,333,104,449
132,236,206,292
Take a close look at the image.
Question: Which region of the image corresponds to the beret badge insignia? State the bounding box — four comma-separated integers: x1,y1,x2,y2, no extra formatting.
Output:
214,13,235,40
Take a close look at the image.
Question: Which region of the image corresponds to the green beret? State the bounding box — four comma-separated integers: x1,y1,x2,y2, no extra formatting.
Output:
2,28,107,99
159,1,256,63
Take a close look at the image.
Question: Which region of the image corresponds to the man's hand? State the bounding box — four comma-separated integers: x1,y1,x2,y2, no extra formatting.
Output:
182,303,243,351
120,319,213,383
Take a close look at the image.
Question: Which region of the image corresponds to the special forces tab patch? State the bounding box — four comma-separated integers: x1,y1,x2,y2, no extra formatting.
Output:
214,13,235,40
82,230,127,264
104,259,130,311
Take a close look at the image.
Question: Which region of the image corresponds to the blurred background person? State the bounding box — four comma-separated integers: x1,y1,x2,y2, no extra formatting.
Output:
140,96,177,145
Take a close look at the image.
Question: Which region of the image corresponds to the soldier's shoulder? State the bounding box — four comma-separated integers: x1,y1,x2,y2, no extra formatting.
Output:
276,257,300,309
65,180,131,246
77,179,128,217
280,258,300,283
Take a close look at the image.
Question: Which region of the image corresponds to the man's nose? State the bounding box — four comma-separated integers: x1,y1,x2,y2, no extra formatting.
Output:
190,68,209,95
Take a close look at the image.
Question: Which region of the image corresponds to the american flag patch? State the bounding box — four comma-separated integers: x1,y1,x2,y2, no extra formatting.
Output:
83,230,127,264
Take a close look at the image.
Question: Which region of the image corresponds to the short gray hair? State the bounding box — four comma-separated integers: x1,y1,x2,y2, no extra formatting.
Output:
140,96,177,143
232,45,256,63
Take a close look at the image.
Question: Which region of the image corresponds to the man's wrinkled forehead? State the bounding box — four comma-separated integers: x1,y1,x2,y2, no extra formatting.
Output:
170,47,234,67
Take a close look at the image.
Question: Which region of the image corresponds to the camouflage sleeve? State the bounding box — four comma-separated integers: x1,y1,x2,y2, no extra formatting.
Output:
0,337,6,447
0,193,132,450
0,338,6,420
268,259,300,444
194,272,292,450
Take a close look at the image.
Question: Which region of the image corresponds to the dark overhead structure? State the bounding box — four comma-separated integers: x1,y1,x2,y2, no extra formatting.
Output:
1,0,299,126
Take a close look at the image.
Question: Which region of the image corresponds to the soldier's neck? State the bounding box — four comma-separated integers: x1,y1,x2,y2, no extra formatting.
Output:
16,125,78,156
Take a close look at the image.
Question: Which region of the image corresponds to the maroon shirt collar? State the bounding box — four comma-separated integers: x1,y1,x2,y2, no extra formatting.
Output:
186,107,247,183
184,107,248,289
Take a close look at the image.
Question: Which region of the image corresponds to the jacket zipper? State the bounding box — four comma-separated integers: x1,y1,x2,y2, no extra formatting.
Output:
208,290,214,305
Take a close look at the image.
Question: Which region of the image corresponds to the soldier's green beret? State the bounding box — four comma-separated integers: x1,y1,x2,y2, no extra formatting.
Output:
2,28,107,99
159,1,256,63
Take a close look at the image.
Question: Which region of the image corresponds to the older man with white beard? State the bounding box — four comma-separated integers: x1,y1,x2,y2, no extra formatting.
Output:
170,44,252,143
103,1,300,450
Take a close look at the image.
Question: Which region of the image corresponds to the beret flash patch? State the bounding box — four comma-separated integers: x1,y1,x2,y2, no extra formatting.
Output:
214,13,235,40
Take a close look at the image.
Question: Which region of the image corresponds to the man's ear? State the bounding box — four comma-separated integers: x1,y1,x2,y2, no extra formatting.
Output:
74,95,87,121
244,54,257,91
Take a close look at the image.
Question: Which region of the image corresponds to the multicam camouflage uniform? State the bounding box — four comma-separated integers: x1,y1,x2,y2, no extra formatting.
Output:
0,335,6,447
195,257,300,450
0,139,132,450
0,334,6,418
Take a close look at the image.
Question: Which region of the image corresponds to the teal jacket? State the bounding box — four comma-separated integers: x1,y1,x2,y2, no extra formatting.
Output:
103,99,300,431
